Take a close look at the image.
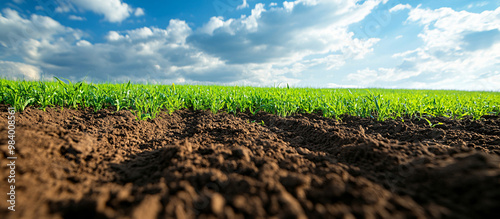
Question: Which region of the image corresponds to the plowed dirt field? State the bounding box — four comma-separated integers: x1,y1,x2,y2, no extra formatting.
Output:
1,105,499,218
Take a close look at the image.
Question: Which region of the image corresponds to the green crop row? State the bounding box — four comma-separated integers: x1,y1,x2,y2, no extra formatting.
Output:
1,78,499,121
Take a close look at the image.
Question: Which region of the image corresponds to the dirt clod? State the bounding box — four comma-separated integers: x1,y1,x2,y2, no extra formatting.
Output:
211,193,225,215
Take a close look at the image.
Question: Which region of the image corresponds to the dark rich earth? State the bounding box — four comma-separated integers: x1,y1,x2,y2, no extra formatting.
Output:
1,104,499,219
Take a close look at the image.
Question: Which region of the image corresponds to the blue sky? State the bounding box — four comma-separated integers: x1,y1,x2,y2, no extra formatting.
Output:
0,0,499,90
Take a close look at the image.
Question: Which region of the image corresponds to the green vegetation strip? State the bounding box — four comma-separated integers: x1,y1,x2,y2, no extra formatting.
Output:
1,78,499,121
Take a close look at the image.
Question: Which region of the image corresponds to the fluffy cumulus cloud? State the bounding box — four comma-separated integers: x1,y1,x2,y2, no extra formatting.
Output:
134,8,145,17
56,0,137,23
32,19,202,83
0,0,383,86
237,0,249,10
0,60,41,80
0,8,83,58
0,9,246,84
346,5,500,90
189,0,381,65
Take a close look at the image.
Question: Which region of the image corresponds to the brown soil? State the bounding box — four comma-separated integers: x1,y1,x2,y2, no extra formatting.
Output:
1,104,499,219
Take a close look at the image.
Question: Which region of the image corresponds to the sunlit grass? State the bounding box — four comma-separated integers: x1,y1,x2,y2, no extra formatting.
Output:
1,78,499,121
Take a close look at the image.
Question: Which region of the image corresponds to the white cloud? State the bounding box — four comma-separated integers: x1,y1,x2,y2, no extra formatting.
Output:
406,5,500,61
408,6,500,41
134,8,145,17
197,16,234,35
76,40,91,46
0,60,41,80
56,0,135,23
0,0,385,87
389,4,411,13
395,35,403,39
13,0,24,4
123,27,155,39
189,0,382,65
0,8,81,58
237,0,249,10
68,15,85,21
0,14,220,83
346,6,500,90
105,31,123,41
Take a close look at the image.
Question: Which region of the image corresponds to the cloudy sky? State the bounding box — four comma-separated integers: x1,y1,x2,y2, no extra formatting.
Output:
1,0,499,90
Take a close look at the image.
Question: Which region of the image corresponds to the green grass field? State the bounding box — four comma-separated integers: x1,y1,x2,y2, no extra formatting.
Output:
1,78,499,121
